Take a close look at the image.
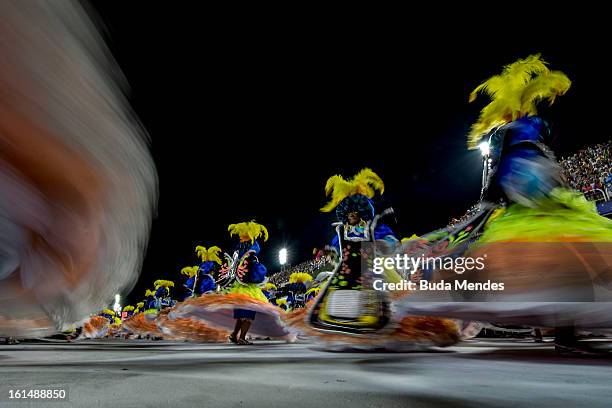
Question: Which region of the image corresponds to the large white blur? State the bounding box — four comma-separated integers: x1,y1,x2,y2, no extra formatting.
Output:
0,1,158,337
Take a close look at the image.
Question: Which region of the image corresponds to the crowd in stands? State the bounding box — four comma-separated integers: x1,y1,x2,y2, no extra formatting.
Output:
560,141,611,195
445,141,612,227
269,256,329,286
448,204,480,227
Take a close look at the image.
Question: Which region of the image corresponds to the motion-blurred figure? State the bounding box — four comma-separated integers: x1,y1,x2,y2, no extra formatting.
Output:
0,1,157,337
396,54,612,355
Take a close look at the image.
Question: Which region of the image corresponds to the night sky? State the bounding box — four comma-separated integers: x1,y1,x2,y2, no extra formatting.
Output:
87,3,610,304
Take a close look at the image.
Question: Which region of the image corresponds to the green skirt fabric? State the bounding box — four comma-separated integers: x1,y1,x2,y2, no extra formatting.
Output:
479,188,612,243
226,282,268,302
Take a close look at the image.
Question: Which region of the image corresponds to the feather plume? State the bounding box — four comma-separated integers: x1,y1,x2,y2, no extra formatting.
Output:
195,245,222,264
227,221,269,243
154,280,175,289
264,282,277,291
289,272,313,284
320,168,384,212
181,266,199,278
468,54,571,148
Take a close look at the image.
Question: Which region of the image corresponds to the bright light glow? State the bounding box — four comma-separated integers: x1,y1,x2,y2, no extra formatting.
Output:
479,141,490,156
279,248,288,265
113,294,121,313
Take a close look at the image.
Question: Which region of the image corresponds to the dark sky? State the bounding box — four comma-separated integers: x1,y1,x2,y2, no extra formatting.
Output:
87,3,610,304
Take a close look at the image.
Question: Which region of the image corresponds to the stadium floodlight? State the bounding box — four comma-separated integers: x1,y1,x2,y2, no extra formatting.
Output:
478,141,490,156
279,248,288,266
113,294,121,313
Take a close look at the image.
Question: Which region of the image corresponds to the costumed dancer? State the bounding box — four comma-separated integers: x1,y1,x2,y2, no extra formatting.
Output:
301,169,459,349
122,284,172,340
275,298,290,312
153,280,176,310
195,246,222,294
134,302,145,315
263,282,277,301
395,54,612,355
171,221,296,344
225,221,271,344
286,272,313,309
143,289,157,313
308,168,399,334
153,247,228,342
122,295,164,339
122,306,136,319
181,266,201,300
82,309,118,339
0,1,157,339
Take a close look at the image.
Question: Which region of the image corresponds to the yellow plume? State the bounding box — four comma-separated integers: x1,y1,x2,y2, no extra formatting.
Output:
102,309,115,315
275,298,288,306
228,221,269,243
289,272,313,284
145,289,155,297
264,282,277,291
320,168,384,212
181,266,199,278
123,305,135,312
154,279,175,289
195,245,222,264
136,302,145,309
468,54,571,148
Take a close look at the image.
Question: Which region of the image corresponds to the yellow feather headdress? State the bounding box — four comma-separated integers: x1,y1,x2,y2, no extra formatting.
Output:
122,305,135,312
275,297,288,306
136,302,145,309
289,272,313,284
320,168,384,212
228,220,269,243
264,282,277,291
145,289,155,297
180,266,199,278
154,279,175,289
102,309,115,315
195,245,222,264
468,54,571,148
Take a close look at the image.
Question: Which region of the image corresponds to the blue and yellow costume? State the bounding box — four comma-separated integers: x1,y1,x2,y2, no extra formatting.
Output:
195,246,221,294
99,309,116,324
262,282,277,300
466,54,612,244
391,54,612,351
322,169,399,251
122,305,135,319
308,169,402,335
181,266,200,300
143,289,157,314
181,246,221,299
149,280,175,311
226,221,269,320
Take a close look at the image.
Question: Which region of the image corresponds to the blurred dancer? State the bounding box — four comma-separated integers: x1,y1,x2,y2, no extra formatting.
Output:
225,222,270,344
396,54,612,355
0,1,157,337
171,221,295,343
194,245,222,294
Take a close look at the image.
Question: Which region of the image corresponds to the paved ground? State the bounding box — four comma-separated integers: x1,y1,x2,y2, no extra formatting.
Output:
1,338,612,408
